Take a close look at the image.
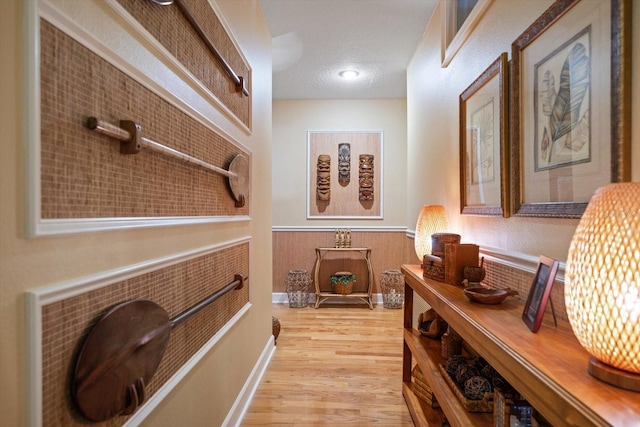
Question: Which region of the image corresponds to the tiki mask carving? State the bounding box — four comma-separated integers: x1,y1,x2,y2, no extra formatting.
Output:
338,143,351,184
317,155,331,173
359,154,374,201
317,155,331,201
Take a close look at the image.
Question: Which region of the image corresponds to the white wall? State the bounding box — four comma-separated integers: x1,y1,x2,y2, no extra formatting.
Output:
272,99,407,227
407,0,640,262
0,0,272,426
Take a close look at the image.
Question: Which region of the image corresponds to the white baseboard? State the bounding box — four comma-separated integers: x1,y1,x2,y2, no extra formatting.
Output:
222,336,276,427
272,292,384,305
272,292,290,304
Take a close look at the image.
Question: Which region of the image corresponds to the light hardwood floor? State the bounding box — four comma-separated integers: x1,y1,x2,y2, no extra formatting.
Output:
241,303,414,426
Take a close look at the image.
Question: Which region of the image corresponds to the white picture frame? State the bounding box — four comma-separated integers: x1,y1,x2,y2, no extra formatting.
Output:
306,130,383,219
441,0,494,67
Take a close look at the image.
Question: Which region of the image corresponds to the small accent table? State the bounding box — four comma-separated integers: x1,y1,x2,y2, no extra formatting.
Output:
314,247,374,309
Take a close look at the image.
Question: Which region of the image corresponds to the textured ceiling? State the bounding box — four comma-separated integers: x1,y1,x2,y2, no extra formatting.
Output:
259,0,438,99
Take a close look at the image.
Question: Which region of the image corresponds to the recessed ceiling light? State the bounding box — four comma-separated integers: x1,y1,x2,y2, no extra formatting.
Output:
339,70,359,80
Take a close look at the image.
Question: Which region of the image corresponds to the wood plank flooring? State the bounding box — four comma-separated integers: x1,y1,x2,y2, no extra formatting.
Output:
241,303,414,426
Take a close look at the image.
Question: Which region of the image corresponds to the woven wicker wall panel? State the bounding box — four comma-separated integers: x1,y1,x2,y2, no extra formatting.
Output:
40,20,249,219
39,242,249,426
115,0,250,128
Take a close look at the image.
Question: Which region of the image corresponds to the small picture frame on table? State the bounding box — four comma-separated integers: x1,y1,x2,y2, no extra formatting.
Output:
522,255,559,332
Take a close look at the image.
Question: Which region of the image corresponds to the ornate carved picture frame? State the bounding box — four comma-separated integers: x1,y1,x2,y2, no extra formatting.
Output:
459,52,510,217
510,0,631,218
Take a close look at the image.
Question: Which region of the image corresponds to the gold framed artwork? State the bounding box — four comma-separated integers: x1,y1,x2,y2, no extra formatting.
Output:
307,131,383,219
459,53,509,217
510,0,631,218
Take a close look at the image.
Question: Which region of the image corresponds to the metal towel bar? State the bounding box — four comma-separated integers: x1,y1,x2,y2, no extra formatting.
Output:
87,116,249,206
151,0,249,97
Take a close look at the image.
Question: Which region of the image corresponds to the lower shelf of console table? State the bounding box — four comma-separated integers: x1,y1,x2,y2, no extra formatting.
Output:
314,291,373,308
401,263,640,427
403,327,493,426
314,247,374,309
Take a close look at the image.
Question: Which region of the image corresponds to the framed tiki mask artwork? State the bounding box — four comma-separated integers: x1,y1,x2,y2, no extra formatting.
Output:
307,131,383,219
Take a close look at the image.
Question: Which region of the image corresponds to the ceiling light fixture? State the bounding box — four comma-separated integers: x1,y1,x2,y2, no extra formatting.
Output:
339,70,359,80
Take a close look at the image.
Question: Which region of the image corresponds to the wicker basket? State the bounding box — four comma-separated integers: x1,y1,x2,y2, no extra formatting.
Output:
272,316,281,344
331,271,355,295
439,364,494,413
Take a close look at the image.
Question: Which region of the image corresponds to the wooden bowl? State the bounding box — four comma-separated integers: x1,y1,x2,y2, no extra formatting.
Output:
463,287,518,305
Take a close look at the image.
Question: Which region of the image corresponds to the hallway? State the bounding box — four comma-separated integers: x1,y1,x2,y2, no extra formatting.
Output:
242,303,414,426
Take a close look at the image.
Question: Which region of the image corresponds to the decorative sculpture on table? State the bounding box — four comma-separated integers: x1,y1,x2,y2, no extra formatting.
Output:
317,155,331,201
338,143,351,184
359,154,374,201
334,228,351,248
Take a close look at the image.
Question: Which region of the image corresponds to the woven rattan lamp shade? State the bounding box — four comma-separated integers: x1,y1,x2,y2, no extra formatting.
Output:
565,183,640,392
414,205,448,262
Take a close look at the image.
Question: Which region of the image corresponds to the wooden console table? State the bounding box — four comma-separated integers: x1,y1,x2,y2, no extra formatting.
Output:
314,247,373,309
401,264,640,427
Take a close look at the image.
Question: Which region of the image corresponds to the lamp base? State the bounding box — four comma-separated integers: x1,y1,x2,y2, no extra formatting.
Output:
588,357,640,392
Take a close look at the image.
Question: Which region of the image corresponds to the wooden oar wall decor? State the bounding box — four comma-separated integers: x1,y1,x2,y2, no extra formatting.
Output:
72,275,246,421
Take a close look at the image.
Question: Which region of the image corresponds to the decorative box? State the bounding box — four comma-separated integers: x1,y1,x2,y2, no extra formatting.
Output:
423,254,445,280
431,233,461,257
444,243,479,286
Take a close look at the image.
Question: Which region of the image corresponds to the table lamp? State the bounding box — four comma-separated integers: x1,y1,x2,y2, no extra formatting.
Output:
565,182,640,392
414,205,448,262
